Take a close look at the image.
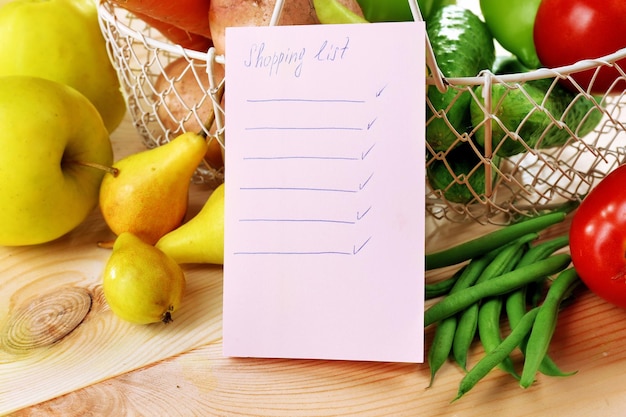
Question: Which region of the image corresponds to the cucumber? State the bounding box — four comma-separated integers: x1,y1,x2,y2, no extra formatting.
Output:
427,141,501,204
426,5,495,151
493,55,531,75
471,79,604,157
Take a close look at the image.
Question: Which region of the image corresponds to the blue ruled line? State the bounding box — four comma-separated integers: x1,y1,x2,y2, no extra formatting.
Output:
240,186,358,193
234,251,353,256
240,218,356,225
247,98,365,104
245,126,363,131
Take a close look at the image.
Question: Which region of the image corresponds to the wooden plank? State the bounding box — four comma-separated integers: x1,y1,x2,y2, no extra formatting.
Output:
0,122,222,415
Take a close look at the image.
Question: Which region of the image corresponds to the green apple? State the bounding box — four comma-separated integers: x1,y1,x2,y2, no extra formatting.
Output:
0,76,114,246
0,0,126,133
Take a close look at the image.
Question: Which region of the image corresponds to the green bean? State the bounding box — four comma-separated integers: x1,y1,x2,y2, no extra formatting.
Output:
452,305,478,371
453,307,540,402
453,235,531,371
510,200,580,224
425,238,511,300
426,269,462,300
428,316,457,387
520,268,581,389
424,254,571,327
476,241,528,379
425,211,566,270
473,233,537,287
478,297,520,379
445,251,507,371
428,249,505,381
505,235,570,326
504,235,572,377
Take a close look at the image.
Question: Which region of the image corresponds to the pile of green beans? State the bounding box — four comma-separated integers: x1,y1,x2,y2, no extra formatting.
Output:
424,212,582,401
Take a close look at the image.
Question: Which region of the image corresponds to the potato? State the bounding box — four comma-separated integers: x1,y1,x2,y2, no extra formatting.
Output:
154,56,225,170
132,10,213,52
208,0,365,55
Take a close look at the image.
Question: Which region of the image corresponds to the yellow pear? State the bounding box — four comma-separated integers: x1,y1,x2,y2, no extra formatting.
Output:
99,132,209,245
103,231,186,324
156,183,224,265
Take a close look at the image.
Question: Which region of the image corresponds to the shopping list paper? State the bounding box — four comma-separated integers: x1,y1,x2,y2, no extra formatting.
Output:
223,22,426,363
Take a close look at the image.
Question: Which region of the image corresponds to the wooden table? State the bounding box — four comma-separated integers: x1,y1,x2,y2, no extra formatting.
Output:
3,113,626,417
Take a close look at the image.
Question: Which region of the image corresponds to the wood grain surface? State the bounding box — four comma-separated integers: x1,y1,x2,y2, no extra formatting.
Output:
3,117,626,416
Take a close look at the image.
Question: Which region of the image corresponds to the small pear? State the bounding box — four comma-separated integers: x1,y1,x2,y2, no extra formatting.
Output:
99,132,209,245
156,183,224,265
102,232,186,324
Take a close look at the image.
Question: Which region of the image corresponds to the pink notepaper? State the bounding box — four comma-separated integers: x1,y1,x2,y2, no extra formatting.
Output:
223,21,426,363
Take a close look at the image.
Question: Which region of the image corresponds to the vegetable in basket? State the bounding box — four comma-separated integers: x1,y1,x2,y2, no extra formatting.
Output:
426,141,501,204
569,164,626,310
356,0,455,22
314,0,368,23
470,78,604,157
426,5,495,151
492,55,532,76
479,0,542,69
109,0,212,40
128,9,212,51
533,0,626,95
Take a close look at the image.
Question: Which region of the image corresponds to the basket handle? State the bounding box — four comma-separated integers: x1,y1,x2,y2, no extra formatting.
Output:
406,0,447,93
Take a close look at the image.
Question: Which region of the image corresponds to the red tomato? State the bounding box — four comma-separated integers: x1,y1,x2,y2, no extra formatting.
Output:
533,0,626,94
569,165,626,309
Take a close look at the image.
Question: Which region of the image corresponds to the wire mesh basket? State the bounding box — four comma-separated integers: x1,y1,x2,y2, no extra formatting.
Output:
97,0,626,224
98,0,227,188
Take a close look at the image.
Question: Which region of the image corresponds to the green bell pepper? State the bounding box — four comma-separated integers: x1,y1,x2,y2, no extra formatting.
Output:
314,0,369,24
356,0,456,22
479,0,541,69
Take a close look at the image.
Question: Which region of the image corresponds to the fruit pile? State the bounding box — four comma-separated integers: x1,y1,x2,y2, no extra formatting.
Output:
0,0,227,325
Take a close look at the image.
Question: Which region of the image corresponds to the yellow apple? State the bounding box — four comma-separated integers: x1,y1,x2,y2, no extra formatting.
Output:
0,76,114,246
0,0,126,133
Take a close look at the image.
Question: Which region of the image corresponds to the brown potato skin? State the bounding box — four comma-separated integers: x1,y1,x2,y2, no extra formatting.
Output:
154,57,225,170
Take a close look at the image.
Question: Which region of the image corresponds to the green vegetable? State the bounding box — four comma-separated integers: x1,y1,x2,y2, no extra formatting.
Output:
428,244,507,382
446,250,505,371
471,79,604,157
426,268,462,299
454,234,533,374
475,236,530,379
504,235,573,377
426,141,500,204
492,55,532,75
313,0,369,23
479,0,542,69
426,5,495,151
428,315,457,386
356,0,456,22
520,268,581,388
452,303,478,371
424,253,571,327
453,307,540,401
452,236,529,371
425,211,566,270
